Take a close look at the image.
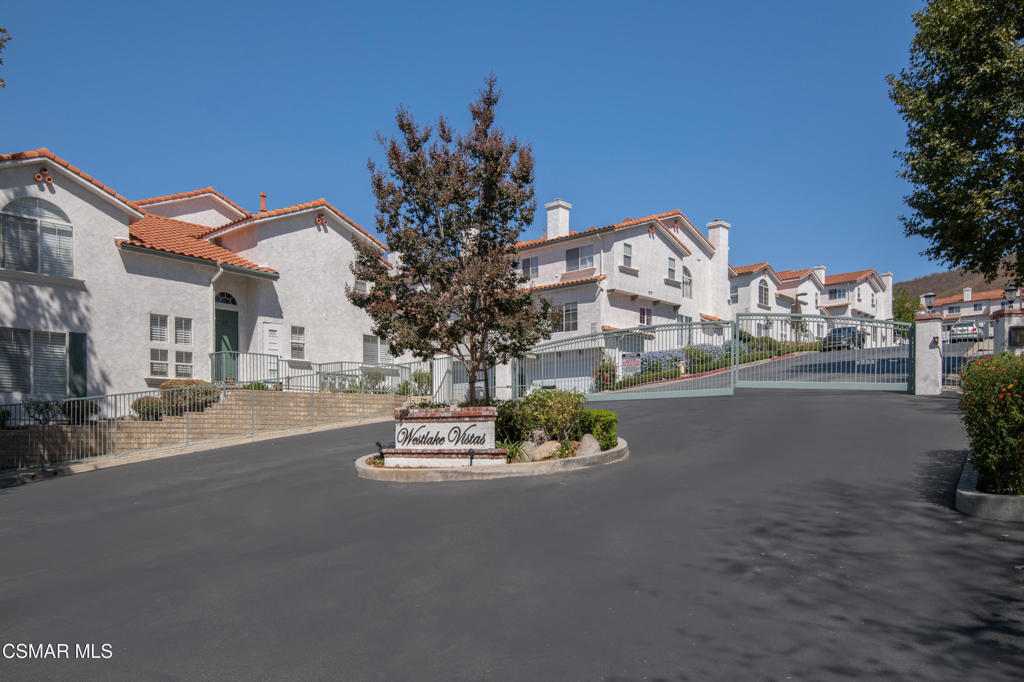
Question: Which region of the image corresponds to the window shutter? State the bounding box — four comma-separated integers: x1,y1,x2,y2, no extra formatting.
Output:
150,314,167,342
363,335,378,365
68,332,87,398
0,327,31,392
1,214,39,273
32,331,67,396
379,338,392,364
39,223,73,277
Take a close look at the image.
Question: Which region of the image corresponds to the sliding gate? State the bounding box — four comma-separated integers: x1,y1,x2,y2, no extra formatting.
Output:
733,313,913,391
513,321,736,401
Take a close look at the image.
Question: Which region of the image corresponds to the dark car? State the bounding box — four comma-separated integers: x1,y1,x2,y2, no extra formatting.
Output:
821,326,866,351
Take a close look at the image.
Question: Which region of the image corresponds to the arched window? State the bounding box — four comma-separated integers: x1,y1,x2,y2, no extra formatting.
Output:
680,266,692,299
1,197,73,277
758,280,770,307
215,292,237,306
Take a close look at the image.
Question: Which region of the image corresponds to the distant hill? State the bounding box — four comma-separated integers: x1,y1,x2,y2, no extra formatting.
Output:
893,267,1013,299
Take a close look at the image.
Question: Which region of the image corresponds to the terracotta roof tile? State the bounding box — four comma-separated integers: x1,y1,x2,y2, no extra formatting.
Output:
824,269,878,285
135,187,250,217
0,148,142,214
732,262,772,275
700,313,724,321
118,214,277,275
776,268,813,281
526,274,606,292
934,288,1007,306
201,198,386,251
516,209,710,253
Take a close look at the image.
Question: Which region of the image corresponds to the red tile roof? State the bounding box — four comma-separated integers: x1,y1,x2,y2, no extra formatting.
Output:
201,198,386,251
824,269,879,286
934,288,1006,306
0,148,142,215
135,187,250,217
526,274,606,292
700,313,724,321
515,209,710,254
732,262,772,275
820,303,849,309
776,268,814,281
117,214,277,275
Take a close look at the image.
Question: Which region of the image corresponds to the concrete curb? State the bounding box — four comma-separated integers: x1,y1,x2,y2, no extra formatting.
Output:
955,458,1024,522
0,415,395,484
354,438,630,483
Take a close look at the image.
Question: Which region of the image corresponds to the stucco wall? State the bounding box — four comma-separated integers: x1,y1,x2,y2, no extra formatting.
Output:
141,194,243,228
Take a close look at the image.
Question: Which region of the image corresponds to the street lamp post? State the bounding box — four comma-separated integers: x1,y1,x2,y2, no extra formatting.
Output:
1004,285,1019,310
923,291,936,313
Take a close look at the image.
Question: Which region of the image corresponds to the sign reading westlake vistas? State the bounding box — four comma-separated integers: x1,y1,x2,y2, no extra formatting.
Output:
394,420,495,451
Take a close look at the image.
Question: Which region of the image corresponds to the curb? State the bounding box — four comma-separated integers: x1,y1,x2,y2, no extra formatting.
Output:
955,458,1024,522
354,438,630,482
0,415,395,484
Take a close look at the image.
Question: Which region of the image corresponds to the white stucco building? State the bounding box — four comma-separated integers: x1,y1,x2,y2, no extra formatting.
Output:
921,287,1013,338
0,148,392,403
518,200,732,337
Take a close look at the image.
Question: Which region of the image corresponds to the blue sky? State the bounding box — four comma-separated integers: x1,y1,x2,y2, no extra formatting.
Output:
0,0,935,279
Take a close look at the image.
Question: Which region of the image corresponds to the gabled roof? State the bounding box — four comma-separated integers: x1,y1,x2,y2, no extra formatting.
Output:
116,214,277,276
515,209,712,256
526,274,606,293
135,187,250,217
0,148,144,218
200,198,386,251
934,288,1007,306
776,268,812,281
825,269,880,286
731,262,771,276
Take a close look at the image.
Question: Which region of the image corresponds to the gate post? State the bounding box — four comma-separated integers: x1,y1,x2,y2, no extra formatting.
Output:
913,316,943,395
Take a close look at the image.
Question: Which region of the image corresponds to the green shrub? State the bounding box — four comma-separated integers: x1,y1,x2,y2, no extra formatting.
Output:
158,379,220,415
412,370,433,396
60,399,100,424
576,409,618,450
591,358,617,392
682,347,714,369
520,389,585,443
613,368,680,390
496,398,538,443
961,354,1024,494
131,396,163,421
396,380,412,396
362,368,386,392
242,382,268,391
499,439,528,463
414,401,449,409
738,329,754,343
750,336,782,357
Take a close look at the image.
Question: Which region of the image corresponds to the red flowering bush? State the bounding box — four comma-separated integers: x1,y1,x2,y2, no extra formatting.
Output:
960,353,1024,494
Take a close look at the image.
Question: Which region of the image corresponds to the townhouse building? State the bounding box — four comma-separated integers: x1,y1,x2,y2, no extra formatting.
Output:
920,287,1013,338
0,149,393,403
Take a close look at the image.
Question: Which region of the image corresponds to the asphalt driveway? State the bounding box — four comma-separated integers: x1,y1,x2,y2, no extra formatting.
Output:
0,390,1021,680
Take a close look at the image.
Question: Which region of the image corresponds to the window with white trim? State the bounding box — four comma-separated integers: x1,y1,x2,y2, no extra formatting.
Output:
1,198,74,277
354,279,368,293
758,281,770,307
31,331,67,396
557,303,578,333
362,335,392,364
677,315,692,345
871,292,876,307
667,257,676,281
0,327,31,392
639,307,653,325
815,292,820,307
175,317,192,345
565,244,593,272
520,256,538,278
828,288,844,301
175,351,193,378
857,288,862,302
290,326,305,360
974,303,983,312
623,244,632,268
948,305,960,314
730,285,738,304
681,267,692,298
150,314,168,342
150,348,168,377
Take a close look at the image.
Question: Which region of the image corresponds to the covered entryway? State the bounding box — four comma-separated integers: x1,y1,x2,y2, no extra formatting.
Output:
214,292,239,382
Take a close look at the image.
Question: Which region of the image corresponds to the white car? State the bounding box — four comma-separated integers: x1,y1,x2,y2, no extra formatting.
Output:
949,322,983,343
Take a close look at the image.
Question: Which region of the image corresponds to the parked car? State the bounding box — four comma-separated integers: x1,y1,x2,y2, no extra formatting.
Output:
949,321,984,343
821,326,866,351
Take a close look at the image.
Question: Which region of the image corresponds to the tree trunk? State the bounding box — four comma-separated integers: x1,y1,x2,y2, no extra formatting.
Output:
483,364,490,402
466,368,478,405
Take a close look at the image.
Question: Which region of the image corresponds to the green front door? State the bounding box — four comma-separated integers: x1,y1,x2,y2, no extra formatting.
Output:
214,309,239,381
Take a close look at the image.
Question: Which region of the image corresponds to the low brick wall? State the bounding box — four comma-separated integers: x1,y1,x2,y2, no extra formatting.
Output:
0,390,417,471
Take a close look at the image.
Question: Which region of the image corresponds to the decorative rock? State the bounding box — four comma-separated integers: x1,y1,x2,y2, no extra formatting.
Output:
530,441,560,462
577,433,601,458
521,440,537,459
527,428,549,445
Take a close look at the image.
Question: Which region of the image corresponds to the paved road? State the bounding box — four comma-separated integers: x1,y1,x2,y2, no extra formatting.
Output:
1,390,1021,680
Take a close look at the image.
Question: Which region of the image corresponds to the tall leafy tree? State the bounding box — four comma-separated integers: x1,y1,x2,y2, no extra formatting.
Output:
0,28,11,88
892,287,922,323
348,76,558,403
887,0,1024,284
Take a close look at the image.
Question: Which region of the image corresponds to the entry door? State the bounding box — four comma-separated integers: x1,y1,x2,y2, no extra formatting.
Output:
262,322,283,378
214,309,239,381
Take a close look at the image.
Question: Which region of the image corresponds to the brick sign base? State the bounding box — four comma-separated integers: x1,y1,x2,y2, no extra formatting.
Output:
383,406,507,468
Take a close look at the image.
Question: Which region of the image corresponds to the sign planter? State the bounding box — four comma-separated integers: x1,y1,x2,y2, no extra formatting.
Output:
382,407,507,467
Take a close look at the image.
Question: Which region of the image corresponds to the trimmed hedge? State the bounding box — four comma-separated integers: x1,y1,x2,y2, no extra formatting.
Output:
158,379,220,415
576,409,618,450
60,399,99,424
131,396,164,421
961,353,1024,495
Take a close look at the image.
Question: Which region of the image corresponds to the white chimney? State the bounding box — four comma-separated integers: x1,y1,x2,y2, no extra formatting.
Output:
545,199,571,239
963,286,972,302
706,218,730,251
813,265,826,285
881,271,893,291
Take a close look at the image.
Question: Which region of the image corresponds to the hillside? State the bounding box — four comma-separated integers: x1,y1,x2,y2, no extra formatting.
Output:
893,267,1013,299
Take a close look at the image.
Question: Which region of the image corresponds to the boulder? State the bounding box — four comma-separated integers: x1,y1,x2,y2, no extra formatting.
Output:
530,440,560,461
576,433,601,458
520,440,537,459
527,427,549,445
